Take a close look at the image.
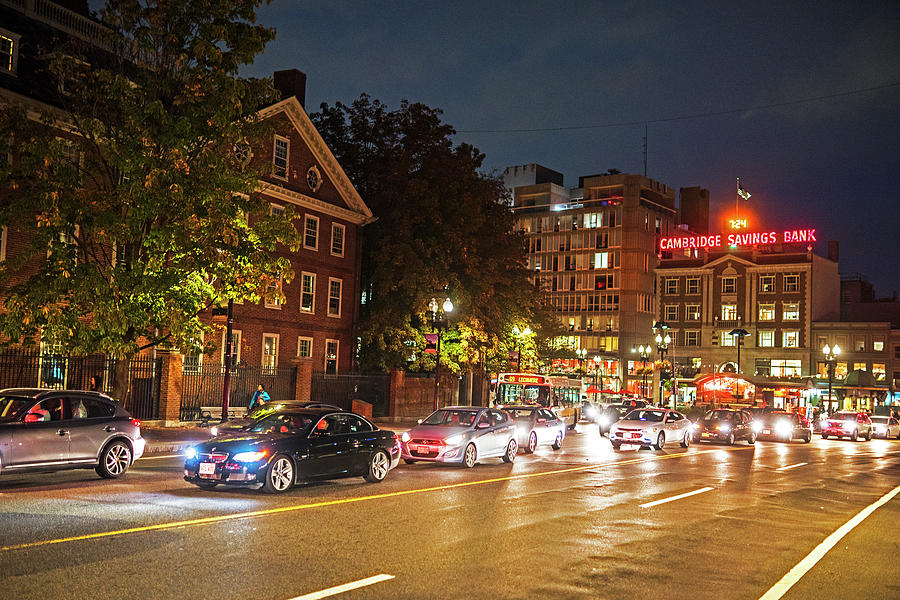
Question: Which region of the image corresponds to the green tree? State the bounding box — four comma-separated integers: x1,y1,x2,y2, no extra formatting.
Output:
0,0,298,400
312,95,553,372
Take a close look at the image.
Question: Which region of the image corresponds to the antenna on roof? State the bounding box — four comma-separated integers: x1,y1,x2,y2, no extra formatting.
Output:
642,124,648,176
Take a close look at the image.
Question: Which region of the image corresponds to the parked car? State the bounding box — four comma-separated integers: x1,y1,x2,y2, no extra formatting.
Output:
609,408,692,450
693,409,756,445
870,416,900,439
209,401,341,436
400,406,517,468
0,388,145,480
821,412,873,441
184,409,399,493
753,411,812,443
501,405,565,453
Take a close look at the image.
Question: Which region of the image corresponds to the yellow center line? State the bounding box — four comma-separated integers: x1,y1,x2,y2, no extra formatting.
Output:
0,446,751,553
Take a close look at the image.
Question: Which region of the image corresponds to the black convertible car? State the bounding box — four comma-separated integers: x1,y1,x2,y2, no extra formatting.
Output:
184,409,400,493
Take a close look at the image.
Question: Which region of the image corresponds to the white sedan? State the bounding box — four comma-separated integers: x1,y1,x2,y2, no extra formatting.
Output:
871,416,900,439
609,408,693,450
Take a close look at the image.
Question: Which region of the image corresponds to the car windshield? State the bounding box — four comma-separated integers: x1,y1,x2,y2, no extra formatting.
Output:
248,413,313,434
421,409,478,427
624,409,665,422
506,408,537,420
247,403,294,421
0,395,31,421
704,410,736,421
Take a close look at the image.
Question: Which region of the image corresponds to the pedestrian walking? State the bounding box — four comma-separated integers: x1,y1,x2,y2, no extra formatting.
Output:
248,384,270,411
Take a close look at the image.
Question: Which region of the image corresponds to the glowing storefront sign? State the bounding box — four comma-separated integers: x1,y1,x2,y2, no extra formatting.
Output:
502,374,547,385
660,229,816,251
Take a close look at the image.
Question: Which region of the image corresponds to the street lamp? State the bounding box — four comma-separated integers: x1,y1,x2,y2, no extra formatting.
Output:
577,347,587,372
654,330,671,408
592,355,602,403
632,345,651,400
512,325,532,372
728,327,750,374
429,295,454,411
822,343,841,414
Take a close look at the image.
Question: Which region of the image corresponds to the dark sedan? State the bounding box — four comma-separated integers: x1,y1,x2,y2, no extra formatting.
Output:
754,411,813,443
184,409,399,493
693,409,756,445
0,388,145,480
209,401,341,436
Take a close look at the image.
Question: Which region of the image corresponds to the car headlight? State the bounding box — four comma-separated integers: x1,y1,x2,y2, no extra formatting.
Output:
775,421,793,436
751,421,763,433
400,431,411,443
232,450,268,462
598,415,611,427
445,434,465,446
210,426,218,436
716,424,731,432
184,446,198,460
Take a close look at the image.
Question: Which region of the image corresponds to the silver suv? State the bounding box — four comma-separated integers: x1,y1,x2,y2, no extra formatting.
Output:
0,388,145,479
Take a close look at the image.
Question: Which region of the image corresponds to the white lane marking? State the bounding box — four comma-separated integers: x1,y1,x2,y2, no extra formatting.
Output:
640,486,714,508
759,484,900,600
776,462,808,471
137,454,182,461
288,574,395,600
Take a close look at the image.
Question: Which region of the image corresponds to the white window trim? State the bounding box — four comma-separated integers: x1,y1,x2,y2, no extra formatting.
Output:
262,333,280,372
325,338,339,373
183,334,204,374
686,278,700,295
758,331,775,348
0,225,6,262
327,277,342,318
297,336,313,358
300,271,316,314
784,274,800,292
272,135,289,180
304,214,319,251
0,29,21,76
221,329,242,365
783,330,800,348
331,223,345,257
783,303,800,321
269,203,285,216
265,277,283,309
47,224,80,260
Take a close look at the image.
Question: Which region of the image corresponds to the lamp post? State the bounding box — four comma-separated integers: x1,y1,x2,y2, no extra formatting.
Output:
822,343,841,414
592,355,602,403
728,327,750,374
577,347,587,373
654,330,671,408
429,295,454,411
632,345,651,400
512,325,532,372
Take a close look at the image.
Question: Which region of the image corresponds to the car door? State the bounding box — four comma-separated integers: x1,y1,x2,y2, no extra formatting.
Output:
344,414,377,475
9,398,70,468
304,414,356,477
490,409,515,454
538,409,558,444
67,396,118,463
473,411,495,455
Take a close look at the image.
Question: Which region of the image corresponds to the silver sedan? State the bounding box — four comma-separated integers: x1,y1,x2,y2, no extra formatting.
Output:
609,408,692,450
400,406,517,468
501,405,566,453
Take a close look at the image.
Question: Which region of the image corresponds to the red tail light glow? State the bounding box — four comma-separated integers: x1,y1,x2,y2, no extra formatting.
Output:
131,418,141,428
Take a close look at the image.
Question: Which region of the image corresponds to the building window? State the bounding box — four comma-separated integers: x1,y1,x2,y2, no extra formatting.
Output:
325,339,339,374
265,277,282,309
721,304,738,321
0,225,6,261
665,278,678,295
722,276,736,294
331,223,345,257
327,278,342,318
685,304,700,321
300,272,316,313
760,275,775,293
269,203,284,217
685,330,700,346
0,30,20,75
771,359,802,377
182,337,203,374
272,135,289,179
759,303,775,321
758,331,774,347
595,252,609,269
686,278,700,295
873,363,885,381
783,303,800,321
783,274,800,292
297,336,312,358
221,329,241,366
306,165,322,192
664,305,678,321
720,331,735,347
853,362,867,372
854,337,865,352
783,330,800,348
874,340,884,352
304,215,319,250
262,333,279,373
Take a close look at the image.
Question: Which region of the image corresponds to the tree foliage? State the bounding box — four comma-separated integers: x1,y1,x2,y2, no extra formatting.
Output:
0,0,298,394
312,95,555,372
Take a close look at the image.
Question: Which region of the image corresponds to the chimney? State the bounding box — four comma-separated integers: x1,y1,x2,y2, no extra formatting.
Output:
274,69,307,108
827,240,839,263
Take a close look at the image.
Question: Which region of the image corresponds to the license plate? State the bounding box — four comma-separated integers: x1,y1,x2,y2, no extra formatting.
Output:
621,444,640,451
199,462,216,475
701,432,710,438
763,429,771,435
630,433,641,439
416,445,433,454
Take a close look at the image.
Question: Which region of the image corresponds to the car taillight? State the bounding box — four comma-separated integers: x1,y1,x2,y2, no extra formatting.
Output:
131,418,141,428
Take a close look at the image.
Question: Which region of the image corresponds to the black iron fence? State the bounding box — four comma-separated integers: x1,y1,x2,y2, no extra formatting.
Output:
180,364,297,421
0,349,161,420
310,372,391,417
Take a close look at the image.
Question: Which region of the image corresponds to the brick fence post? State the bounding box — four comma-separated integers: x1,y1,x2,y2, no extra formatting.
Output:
292,357,313,403
389,370,404,417
156,348,183,426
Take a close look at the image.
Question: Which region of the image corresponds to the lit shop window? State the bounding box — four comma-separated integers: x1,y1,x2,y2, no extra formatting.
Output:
783,303,800,321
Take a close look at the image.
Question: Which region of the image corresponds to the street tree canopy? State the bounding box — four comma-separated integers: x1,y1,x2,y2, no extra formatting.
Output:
312,95,554,372
0,0,298,396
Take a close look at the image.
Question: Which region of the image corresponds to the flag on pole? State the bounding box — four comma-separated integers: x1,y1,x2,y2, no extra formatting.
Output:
737,179,751,201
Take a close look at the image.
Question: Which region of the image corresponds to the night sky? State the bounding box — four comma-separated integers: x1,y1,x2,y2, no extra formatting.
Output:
238,2,900,294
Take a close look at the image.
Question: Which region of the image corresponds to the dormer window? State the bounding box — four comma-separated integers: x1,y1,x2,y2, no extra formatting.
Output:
0,30,20,76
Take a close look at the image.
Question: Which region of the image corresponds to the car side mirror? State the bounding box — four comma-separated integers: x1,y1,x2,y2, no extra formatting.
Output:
536,417,546,423
477,421,490,429
24,413,42,423
417,419,423,424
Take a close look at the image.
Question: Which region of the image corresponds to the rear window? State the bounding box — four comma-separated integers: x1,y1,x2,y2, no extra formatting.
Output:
705,410,736,421
870,416,888,424
833,412,857,420
624,409,665,422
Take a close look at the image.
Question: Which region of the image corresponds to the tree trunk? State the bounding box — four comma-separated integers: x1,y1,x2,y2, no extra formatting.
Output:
112,357,132,408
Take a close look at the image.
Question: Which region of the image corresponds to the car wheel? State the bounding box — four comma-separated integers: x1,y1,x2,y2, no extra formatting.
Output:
263,454,294,493
552,432,563,450
611,442,621,451
822,433,829,439
463,443,477,468
655,432,666,450
502,439,517,463
727,433,735,446
864,430,871,441
680,431,691,448
403,459,417,465
748,432,756,445
95,440,132,479
850,429,858,442
804,432,812,443
527,431,538,453
364,450,390,483
896,430,900,440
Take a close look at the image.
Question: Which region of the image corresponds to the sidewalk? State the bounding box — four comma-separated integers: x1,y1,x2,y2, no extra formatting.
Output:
139,419,419,455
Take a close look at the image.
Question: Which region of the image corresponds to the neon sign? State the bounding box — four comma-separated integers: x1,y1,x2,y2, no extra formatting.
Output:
660,228,816,251
503,374,546,385
728,218,748,229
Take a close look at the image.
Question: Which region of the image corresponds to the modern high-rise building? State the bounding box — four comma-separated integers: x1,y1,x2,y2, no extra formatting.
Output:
505,165,677,392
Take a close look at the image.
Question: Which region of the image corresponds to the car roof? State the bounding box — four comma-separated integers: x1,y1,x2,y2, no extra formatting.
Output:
500,405,541,410
439,406,482,411
0,388,115,402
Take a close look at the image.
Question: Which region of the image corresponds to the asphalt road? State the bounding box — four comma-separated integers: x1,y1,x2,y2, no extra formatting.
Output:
0,424,898,600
